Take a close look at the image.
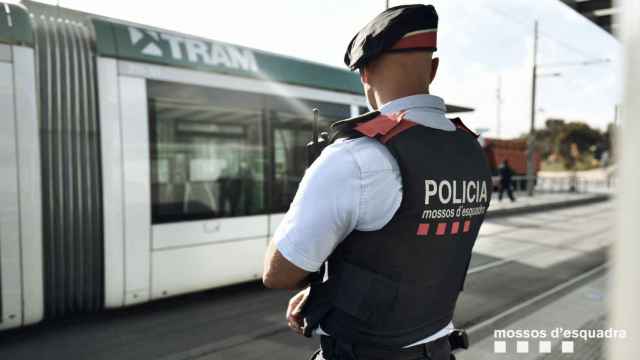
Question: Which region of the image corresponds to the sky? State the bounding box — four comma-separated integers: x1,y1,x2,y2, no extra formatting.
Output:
28,0,621,138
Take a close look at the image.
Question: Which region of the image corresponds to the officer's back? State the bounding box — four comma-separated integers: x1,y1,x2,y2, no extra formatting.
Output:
262,4,493,360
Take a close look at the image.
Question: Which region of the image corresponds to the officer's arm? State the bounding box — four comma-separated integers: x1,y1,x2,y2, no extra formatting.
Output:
262,141,360,290
263,241,309,290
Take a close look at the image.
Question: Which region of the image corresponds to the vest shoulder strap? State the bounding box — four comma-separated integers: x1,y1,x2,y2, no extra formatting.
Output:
329,110,380,143
330,113,477,144
353,112,418,144
450,117,479,138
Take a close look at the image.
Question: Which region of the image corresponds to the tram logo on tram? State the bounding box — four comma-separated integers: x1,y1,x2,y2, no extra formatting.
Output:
125,25,260,73
128,27,163,57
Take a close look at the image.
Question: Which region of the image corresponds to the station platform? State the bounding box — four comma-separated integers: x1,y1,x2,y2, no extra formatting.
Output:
486,191,610,218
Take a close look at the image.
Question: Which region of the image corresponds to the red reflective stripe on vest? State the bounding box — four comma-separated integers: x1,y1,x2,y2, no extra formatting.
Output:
353,113,403,138
353,112,417,144
381,120,417,144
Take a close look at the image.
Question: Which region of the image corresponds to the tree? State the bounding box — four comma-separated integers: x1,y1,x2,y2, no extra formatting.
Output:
523,118,611,170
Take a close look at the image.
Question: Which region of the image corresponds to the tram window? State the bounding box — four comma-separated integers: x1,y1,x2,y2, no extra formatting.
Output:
148,81,266,223
358,106,369,114
268,99,350,213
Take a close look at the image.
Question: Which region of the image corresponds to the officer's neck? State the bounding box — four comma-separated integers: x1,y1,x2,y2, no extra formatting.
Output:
374,88,430,110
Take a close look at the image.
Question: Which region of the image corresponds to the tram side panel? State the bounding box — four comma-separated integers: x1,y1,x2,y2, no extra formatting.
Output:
0,41,44,330
12,45,44,326
118,76,153,305
0,44,24,330
96,57,126,308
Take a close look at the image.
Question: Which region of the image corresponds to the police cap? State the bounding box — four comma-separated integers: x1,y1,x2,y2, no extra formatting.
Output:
344,4,438,71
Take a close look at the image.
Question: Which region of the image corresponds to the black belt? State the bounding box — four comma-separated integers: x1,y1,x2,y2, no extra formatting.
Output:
320,334,451,360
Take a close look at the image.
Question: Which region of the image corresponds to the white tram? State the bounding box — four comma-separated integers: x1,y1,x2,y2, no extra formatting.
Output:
0,1,469,330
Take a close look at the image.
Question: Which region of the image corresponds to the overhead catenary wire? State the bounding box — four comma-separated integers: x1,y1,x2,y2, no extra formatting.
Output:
481,2,607,63
481,1,617,122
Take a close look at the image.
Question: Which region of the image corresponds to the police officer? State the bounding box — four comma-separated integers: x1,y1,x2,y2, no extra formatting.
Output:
263,4,493,360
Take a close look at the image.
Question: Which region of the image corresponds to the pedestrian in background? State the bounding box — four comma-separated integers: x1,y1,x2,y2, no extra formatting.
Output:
498,160,516,202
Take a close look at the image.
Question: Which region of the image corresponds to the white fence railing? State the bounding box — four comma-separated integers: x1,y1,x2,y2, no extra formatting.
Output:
492,174,615,194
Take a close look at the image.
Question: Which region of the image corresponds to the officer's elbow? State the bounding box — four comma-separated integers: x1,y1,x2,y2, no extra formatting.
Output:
263,276,289,289
262,272,284,289
262,272,297,290
262,273,276,288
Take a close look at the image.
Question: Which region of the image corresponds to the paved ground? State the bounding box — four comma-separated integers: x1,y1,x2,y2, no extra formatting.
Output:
457,274,608,360
0,201,613,360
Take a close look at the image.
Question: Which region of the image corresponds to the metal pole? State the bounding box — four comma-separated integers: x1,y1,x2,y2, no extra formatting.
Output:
609,0,640,357
496,76,502,138
526,21,538,197
386,0,389,10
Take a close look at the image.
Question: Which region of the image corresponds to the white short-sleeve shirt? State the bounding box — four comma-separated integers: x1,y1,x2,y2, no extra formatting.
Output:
273,94,456,347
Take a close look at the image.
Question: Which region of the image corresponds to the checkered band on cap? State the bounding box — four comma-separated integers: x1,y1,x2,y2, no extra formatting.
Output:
391,29,437,50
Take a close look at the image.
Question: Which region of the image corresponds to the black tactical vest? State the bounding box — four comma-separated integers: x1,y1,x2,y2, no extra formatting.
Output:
301,112,493,348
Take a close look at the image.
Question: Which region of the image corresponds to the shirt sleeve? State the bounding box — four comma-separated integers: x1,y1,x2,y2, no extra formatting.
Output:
273,141,361,272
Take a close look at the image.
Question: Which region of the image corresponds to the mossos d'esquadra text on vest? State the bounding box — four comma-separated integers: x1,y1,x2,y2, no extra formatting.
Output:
128,26,260,73
424,179,488,205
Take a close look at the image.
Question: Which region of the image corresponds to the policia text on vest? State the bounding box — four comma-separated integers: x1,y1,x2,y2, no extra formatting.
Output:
423,180,489,220
424,180,489,205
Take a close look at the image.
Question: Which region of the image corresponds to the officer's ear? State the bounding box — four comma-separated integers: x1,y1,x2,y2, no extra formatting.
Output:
430,57,439,84
360,66,371,84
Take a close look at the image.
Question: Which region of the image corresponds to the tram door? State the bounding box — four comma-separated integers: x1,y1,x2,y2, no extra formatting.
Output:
113,77,270,304
148,81,269,299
